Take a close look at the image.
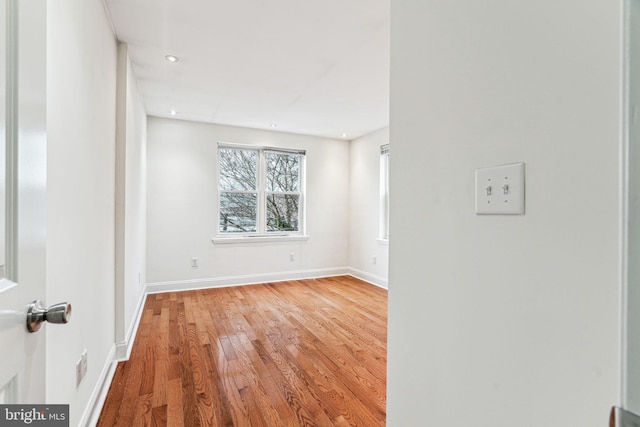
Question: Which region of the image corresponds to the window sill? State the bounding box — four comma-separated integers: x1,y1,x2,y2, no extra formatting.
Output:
377,238,389,246
212,235,310,244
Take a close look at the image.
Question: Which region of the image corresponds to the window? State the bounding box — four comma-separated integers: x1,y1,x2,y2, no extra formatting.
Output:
218,143,305,236
380,144,389,240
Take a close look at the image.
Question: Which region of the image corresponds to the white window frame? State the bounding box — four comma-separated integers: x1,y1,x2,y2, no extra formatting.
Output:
214,142,306,243
379,144,390,242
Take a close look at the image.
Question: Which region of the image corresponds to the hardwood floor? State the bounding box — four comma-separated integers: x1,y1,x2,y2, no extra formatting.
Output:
97,276,387,426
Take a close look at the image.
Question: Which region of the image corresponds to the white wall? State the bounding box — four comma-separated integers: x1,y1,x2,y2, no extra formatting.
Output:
349,127,389,287
626,0,640,413
115,43,147,356
146,117,350,289
388,1,622,426
46,0,118,425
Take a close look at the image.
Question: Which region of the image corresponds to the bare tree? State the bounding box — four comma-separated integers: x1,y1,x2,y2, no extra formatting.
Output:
219,148,257,190
219,149,258,232
266,153,299,231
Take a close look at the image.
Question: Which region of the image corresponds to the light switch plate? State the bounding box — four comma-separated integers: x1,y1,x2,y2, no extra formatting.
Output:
475,163,525,215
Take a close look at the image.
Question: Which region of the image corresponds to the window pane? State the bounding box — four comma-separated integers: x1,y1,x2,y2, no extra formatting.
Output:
219,148,257,190
266,194,299,232
219,192,257,232
384,152,389,239
266,153,299,192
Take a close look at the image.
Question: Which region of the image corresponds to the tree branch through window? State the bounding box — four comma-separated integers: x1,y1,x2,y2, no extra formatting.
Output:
218,145,304,235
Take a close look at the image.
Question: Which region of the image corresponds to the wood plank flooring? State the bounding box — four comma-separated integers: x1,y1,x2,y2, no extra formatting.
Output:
97,276,387,426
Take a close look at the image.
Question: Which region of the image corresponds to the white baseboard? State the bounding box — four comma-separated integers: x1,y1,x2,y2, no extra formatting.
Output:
79,345,118,427
114,291,148,361
145,267,350,294
348,267,388,289
81,290,148,426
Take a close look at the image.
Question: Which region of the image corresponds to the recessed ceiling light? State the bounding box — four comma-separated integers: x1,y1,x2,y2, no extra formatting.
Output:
170,110,176,116
270,124,278,128
165,55,179,63
342,133,348,138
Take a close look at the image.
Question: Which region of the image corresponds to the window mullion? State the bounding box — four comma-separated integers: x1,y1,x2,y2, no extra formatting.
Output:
265,191,301,196
219,189,259,195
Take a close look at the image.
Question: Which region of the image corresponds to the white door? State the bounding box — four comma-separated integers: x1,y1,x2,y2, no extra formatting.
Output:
0,0,59,405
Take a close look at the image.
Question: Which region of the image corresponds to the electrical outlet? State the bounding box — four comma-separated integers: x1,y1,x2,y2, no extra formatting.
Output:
290,253,295,262
373,256,377,265
191,258,198,268
76,349,88,387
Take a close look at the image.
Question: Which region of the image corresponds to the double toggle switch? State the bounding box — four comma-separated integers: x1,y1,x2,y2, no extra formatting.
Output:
476,163,525,215
485,184,510,196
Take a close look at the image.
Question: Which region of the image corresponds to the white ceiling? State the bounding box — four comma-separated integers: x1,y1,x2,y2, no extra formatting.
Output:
104,0,390,140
